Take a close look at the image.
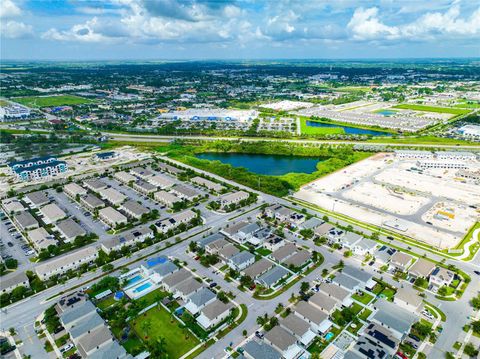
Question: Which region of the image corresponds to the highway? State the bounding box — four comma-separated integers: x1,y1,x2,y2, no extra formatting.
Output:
104,132,480,150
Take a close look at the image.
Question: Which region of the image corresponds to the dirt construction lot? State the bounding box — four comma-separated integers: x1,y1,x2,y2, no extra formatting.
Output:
295,153,480,250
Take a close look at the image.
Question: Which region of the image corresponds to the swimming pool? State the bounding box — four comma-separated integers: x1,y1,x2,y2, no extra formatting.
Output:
133,282,153,294
126,275,143,287
325,332,334,341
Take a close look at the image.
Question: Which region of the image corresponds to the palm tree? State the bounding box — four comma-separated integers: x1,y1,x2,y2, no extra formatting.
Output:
141,319,152,339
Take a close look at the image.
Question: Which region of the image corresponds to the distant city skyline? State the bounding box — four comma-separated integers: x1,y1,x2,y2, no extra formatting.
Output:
1,0,479,60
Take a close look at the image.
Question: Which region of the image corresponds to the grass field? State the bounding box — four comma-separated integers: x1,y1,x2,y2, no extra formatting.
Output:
13,95,94,108
367,135,479,146
453,102,480,109
300,118,345,135
0,99,9,106
392,104,471,115
131,305,199,358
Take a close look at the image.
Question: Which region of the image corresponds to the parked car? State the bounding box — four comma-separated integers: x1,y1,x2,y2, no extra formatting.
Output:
209,282,217,288
7,242,13,247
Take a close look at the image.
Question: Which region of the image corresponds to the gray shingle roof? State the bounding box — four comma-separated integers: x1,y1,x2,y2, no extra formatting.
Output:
243,340,281,359
187,287,216,307
257,266,289,287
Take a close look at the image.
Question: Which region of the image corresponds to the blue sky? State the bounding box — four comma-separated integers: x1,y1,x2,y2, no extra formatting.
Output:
1,0,479,60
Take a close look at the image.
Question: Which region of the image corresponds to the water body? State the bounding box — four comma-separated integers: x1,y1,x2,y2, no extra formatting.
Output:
306,120,392,136
196,152,321,175
376,109,397,117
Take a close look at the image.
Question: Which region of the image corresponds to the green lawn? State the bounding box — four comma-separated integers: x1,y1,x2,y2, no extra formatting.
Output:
13,95,94,108
97,296,116,310
256,248,272,256
359,308,372,321
350,302,363,315
392,104,471,115
453,102,480,109
131,305,199,358
299,118,345,135
351,291,374,305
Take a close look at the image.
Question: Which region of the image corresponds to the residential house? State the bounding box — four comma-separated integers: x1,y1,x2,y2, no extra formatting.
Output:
161,268,192,292
191,176,224,192
332,273,361,292
279,314,317,347
55,218,86,242
28,227,57,251
371,299,417,340
154,190,180,207
218,244,240,262
64,183,87,199
271,242,297,263
0,272,30,294
264,326,304,359
141,256,178,281
197,233,225,249
154,209,196,234
184,287,216,315
256,266,289,288
14,211,39,231
409,259,436,279
132,180,157,195
242,258,274,279
294,301,332,334
429,267,455,289
113,171,136,184
172,277,204,300
35,246,98,280
171,184,200,201
317,283,353,307
98,207,128,227
24,191,50,208
83,179,107,192
263,235,284,252
119,200,149,219
196,299,233,330
342,266,376,290
227,251,255,271
394,287,424,314
243,340,281,359
309,291,338,315
101,227,154,254
314,223,334,239
130,167,154,179
218,191,249,209
97,187,127,206
205,237,230,254
39,203,67,224
80,194,105,211
147,174,175,189
282,250,312,269
389,252,414,272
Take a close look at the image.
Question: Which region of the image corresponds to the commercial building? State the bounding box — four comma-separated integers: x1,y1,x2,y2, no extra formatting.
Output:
35,246,98,280
435,151,476,161
99,207,128,227
130,167,154,179
417,160,468,170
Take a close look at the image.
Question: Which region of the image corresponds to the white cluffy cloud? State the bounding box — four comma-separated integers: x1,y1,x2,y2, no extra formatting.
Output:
0,0,33,39
348,5,480,41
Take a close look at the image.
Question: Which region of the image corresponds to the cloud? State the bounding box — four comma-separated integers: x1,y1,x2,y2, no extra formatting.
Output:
348,4,480,42
1,20,33,38
0,0,22,18
348,7,399,40
42,17,121,43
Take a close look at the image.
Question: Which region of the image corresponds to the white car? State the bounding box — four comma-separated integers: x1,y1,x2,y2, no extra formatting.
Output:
60,343,74,353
